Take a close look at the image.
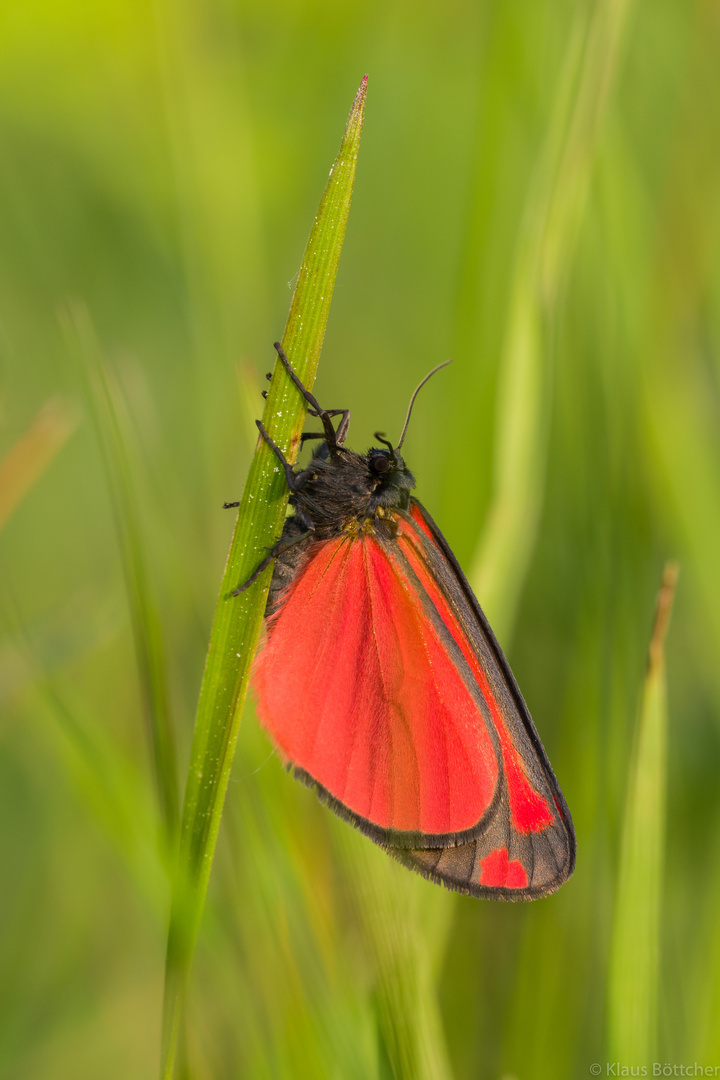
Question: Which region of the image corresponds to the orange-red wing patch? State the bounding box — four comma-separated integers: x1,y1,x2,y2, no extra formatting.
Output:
253,534,500,840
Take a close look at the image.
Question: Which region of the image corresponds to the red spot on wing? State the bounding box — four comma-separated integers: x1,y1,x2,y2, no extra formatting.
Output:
397,516,554,834
253,535,499,835
503,752,554,832
478,847,528,889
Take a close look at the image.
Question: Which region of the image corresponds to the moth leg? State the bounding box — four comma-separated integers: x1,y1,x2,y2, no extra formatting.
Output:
256,420,317,491
231,527,314,596
299,431,323,443
273,343,349,449
305,407,351,446
225,421,314,526
223,420,327,505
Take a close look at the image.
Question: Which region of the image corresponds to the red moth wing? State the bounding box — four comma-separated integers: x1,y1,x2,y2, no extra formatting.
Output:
252,496,576,898
252,530,501,844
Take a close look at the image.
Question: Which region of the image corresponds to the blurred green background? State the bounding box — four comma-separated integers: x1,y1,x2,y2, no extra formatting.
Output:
2,1,720,1077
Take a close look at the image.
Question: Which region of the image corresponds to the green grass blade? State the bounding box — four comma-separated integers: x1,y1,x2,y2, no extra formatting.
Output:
608,561,678,1064
63,306,179,838
160,76,368,1080
469,0,633,643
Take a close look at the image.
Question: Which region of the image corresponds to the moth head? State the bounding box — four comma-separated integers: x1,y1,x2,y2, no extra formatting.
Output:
367,439,414,506
368,435,401,476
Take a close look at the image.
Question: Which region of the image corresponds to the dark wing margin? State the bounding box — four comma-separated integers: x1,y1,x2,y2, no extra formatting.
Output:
386,769,574,900
387,825,573,901
376,498,576,899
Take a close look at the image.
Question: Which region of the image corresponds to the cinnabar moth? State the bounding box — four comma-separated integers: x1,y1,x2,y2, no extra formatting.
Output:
229,344,576,900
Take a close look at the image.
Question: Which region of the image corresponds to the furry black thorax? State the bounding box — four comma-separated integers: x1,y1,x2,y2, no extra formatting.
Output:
292,443,415,529
266,443,416,616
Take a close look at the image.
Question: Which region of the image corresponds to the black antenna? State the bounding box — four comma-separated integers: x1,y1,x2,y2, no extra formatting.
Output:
396,360,452,450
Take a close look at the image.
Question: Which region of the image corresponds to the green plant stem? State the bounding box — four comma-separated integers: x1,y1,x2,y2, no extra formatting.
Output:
608,561,678,1063
159,76,368,1080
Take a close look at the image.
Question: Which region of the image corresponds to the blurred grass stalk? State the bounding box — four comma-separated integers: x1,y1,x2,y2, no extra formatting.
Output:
469,0,633,643
159,78,367,1080
341,833,454,1080
608,562,678,1063
63,305,179,840
0,398,77,531
35,682,168,918
151,0,271,464
0,390,167,915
